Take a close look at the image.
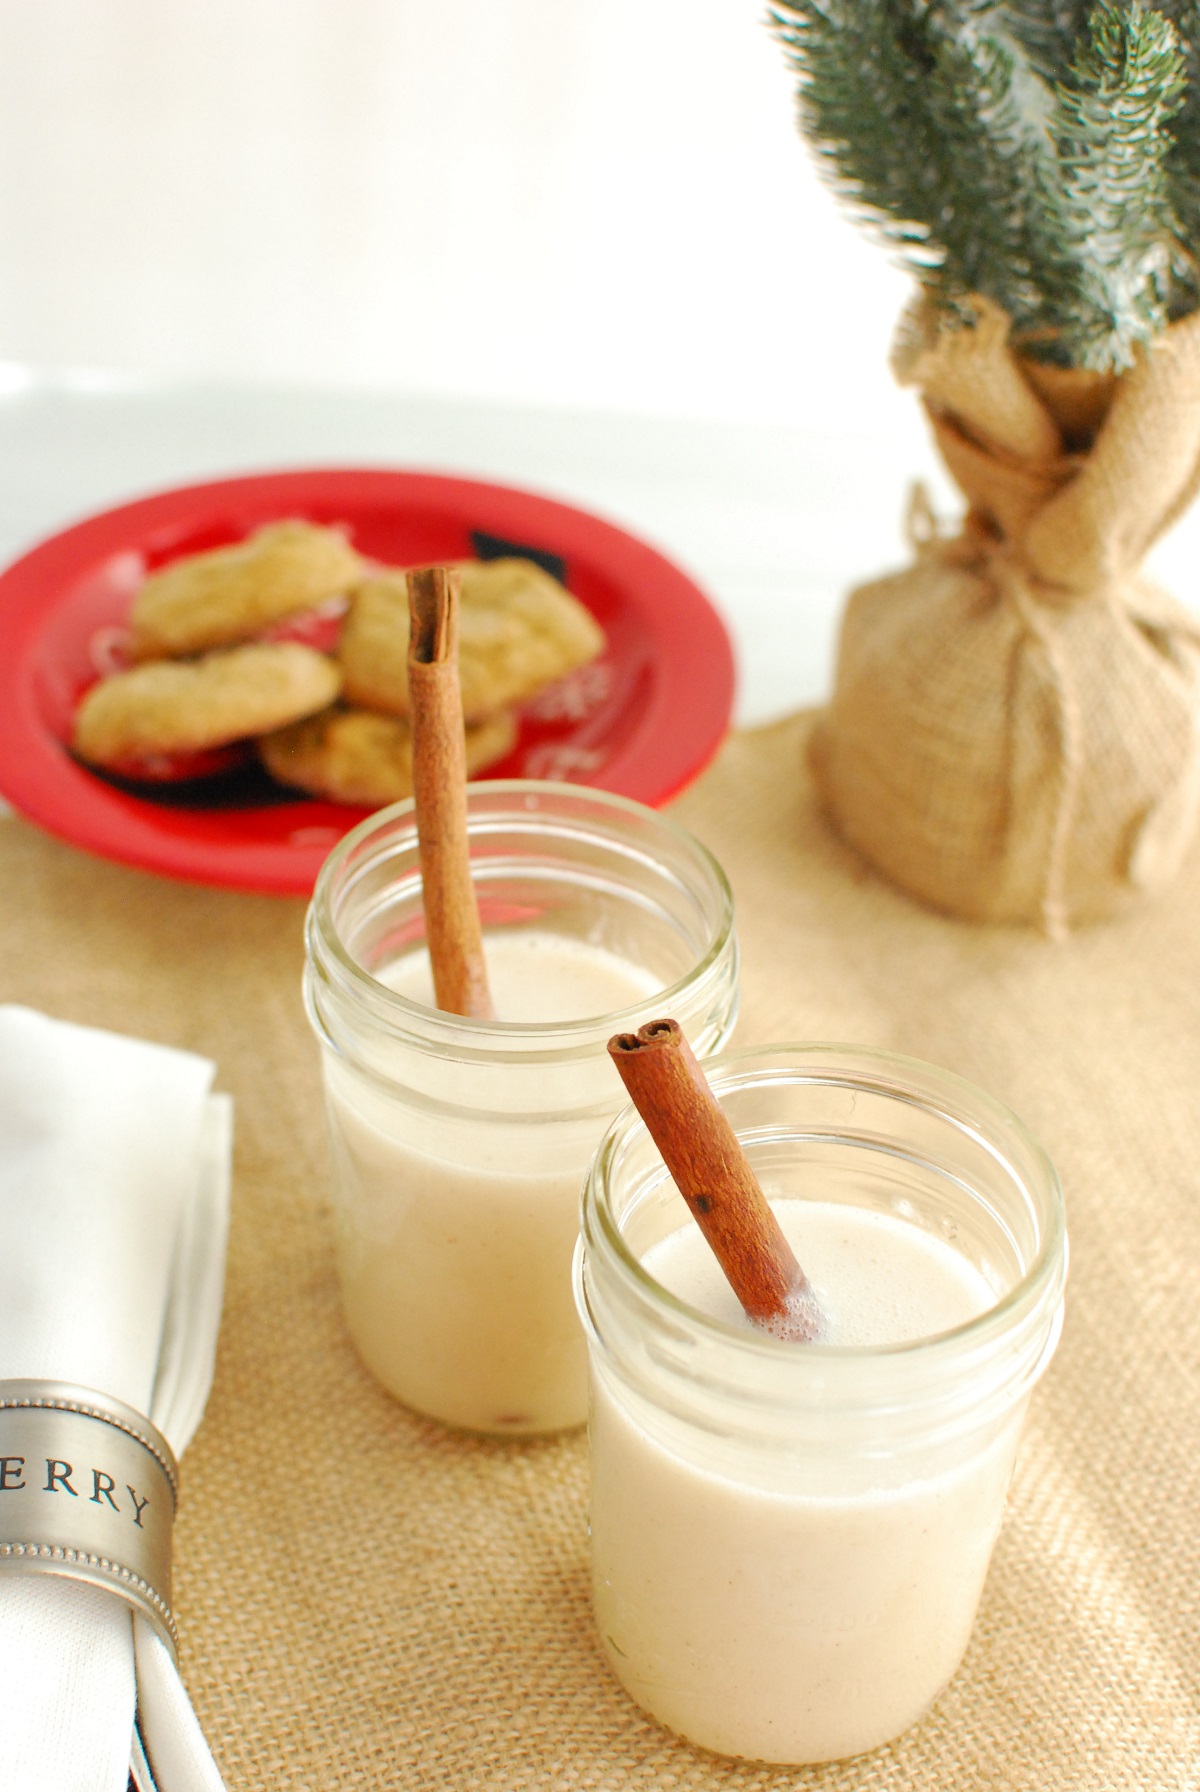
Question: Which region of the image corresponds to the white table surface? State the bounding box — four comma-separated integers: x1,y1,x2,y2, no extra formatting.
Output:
1,373,1197,735
0,373,955,730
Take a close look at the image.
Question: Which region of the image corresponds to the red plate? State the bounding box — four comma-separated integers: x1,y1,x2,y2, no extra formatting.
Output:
0,467,735,894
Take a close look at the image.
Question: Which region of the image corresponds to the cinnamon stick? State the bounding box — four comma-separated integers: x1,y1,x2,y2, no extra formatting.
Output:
608,1019,820,1342
407,565,494,1019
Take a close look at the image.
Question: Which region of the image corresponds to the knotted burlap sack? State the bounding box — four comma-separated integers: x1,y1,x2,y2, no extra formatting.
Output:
810,296,1200,931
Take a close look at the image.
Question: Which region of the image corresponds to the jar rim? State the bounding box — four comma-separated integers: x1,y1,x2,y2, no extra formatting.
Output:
581,1041,1068,1369
306,779,736,1049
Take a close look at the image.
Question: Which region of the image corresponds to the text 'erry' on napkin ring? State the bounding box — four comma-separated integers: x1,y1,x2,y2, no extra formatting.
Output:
0,1381,180,1660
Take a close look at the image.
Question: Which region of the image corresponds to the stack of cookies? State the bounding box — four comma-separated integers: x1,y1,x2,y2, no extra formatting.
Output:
72,520,606,806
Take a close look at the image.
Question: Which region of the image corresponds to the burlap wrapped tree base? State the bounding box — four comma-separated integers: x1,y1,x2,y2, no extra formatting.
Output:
812,299,1200,933
2,716,1197,1788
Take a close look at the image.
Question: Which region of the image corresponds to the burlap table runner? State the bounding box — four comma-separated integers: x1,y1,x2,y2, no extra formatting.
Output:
2,712,1196,1790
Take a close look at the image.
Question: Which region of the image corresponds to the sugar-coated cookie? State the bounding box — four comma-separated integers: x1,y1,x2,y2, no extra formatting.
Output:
73,642,342,772
258,705,518,807
338,559,605,721
129,520,363,660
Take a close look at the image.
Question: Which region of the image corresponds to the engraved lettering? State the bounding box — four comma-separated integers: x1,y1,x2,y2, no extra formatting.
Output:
44,1459,77,1495
127,1486,151,1528
90,1469,120,1511
0,1457,25,1490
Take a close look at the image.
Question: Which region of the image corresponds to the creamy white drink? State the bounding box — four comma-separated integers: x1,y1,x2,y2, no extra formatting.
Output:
326,932,661,1434
306,785,739,1437
642,1200,993,1344
383,933,661,1026
588,1199,1023,1764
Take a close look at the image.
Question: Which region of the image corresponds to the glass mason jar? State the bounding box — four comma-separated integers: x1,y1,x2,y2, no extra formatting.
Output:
576,1044,1068,1765
303,781,737,1436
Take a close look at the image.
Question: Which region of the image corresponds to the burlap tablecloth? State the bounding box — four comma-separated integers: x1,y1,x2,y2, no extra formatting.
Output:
3,712,1197,1790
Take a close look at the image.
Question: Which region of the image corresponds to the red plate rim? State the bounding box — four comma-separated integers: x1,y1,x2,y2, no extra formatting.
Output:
0,465,736,894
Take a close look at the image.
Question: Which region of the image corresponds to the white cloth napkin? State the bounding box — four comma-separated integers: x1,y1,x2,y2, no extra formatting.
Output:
0,1006,232,1792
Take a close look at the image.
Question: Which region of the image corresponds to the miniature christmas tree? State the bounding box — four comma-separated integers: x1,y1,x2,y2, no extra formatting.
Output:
772,0,1199,370
772,2,1200,932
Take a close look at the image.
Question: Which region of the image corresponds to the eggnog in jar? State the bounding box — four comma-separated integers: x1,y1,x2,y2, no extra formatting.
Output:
576,1045,1067,1763
304,783,738,1434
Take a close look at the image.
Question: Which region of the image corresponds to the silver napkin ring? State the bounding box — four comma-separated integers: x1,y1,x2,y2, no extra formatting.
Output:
0,1380,180,1660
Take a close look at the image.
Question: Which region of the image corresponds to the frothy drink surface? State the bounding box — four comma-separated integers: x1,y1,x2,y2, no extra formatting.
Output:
381,931,661,1022
643,1200,993,1344
327,931,659,1433
591,1199,1020,1763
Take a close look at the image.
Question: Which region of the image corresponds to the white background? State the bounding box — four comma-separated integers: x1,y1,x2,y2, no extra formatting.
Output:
0,1,1195,725
0,0,912,431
